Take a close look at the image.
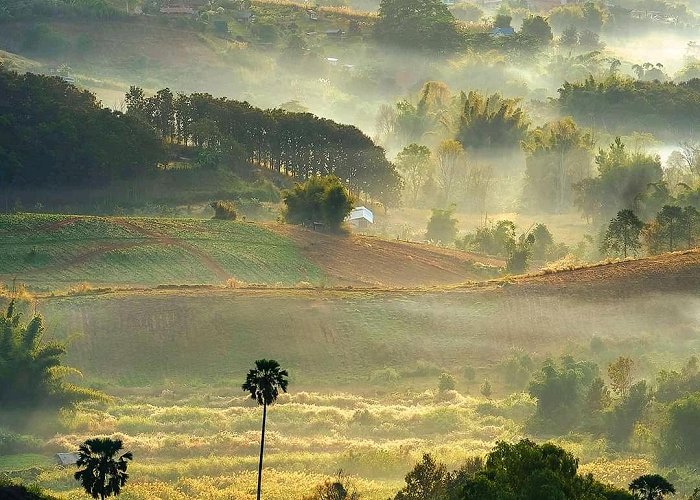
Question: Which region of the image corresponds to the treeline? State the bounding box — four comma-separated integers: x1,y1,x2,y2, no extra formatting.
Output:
124,86,401,204
0,67,164,188
558,76,700,137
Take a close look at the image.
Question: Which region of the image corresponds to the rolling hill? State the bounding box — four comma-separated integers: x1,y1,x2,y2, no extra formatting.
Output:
0,213,502,290
30,246,699,388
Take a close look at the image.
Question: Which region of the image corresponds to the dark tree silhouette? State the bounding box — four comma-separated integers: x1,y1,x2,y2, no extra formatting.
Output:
629,474,676,500
74,438,133,500
242,359,289,500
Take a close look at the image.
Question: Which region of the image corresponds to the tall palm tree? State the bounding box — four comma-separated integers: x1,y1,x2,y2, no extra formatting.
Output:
242,359,289,500
74,437,133,500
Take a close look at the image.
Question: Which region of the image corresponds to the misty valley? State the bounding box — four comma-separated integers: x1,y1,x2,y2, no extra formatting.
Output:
1,0,700,498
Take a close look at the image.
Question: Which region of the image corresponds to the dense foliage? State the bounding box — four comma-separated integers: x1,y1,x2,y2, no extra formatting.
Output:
426,207,458,244
0,300,100,412
374,0,463,52
283,176,354,232
0,68,164,188
573,138,663,222
394,440,633,500
558,76,700,137
522,118,593,213
126,87,401,205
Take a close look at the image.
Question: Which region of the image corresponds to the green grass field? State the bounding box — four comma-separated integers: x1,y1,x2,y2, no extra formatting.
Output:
0,214,324,289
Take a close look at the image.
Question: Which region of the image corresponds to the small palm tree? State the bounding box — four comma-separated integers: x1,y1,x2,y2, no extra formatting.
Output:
74,438,133,500
242,359,289,500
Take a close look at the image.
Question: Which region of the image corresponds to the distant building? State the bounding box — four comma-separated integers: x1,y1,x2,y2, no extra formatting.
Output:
490,26,515,37
346,206,374,229
55,453,80,466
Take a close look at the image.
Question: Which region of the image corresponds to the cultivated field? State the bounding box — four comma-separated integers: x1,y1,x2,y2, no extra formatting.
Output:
0,214,502,290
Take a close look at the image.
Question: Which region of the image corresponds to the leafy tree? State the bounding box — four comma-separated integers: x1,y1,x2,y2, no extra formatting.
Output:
506,232,535,274
456,91,529,153
528,356,599,432
426,207,458,244
74,438,133,500
395,453,446,500
0,68,163,189
438,373,456,392
210,201,237,220
530,224,559,261
681,206,700,248
607,356,634,397
493,13,512,28
573,138,663,222
560,25,579,46
659,393,700,465
374,0,463,52
520,16,553,46
522,118,594,213
643,205,696,254
558,77,700,138
601,210,644,258
0,300,100,413
435,140,467,205
242,359,289,500
586,377,612,412
396,144,432,206
457,220,516,257
628,474,676,500
480,379,492,398
606,381,650,445
283,176,354,233
450,439,633,499
654,205,684,252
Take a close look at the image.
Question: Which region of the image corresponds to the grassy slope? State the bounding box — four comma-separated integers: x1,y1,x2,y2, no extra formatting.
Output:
0,213,499,289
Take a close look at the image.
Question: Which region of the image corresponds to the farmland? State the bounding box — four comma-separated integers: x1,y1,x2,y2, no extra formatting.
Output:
0,214,502,290
0,249,696,498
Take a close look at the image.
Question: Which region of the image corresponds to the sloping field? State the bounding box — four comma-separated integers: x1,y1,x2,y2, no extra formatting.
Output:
504,248,700,296
268,224,504,287
0,214,498,289
37,248,700,387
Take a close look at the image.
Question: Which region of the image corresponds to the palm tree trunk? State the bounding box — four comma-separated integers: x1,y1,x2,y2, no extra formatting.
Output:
256,403,267,500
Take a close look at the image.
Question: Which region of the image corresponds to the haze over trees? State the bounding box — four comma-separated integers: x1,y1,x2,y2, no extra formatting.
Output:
0,299,100,414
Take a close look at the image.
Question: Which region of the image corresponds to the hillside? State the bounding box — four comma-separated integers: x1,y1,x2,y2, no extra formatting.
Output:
31,247,699,387
0,214,501,289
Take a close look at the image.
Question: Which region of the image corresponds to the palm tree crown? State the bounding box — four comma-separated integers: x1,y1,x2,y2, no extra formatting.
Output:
74,437,133,500
242,359,289,406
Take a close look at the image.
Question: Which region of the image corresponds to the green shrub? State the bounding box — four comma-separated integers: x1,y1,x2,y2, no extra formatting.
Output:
438,373,456,392
210,200,237,220
370,367,401,386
